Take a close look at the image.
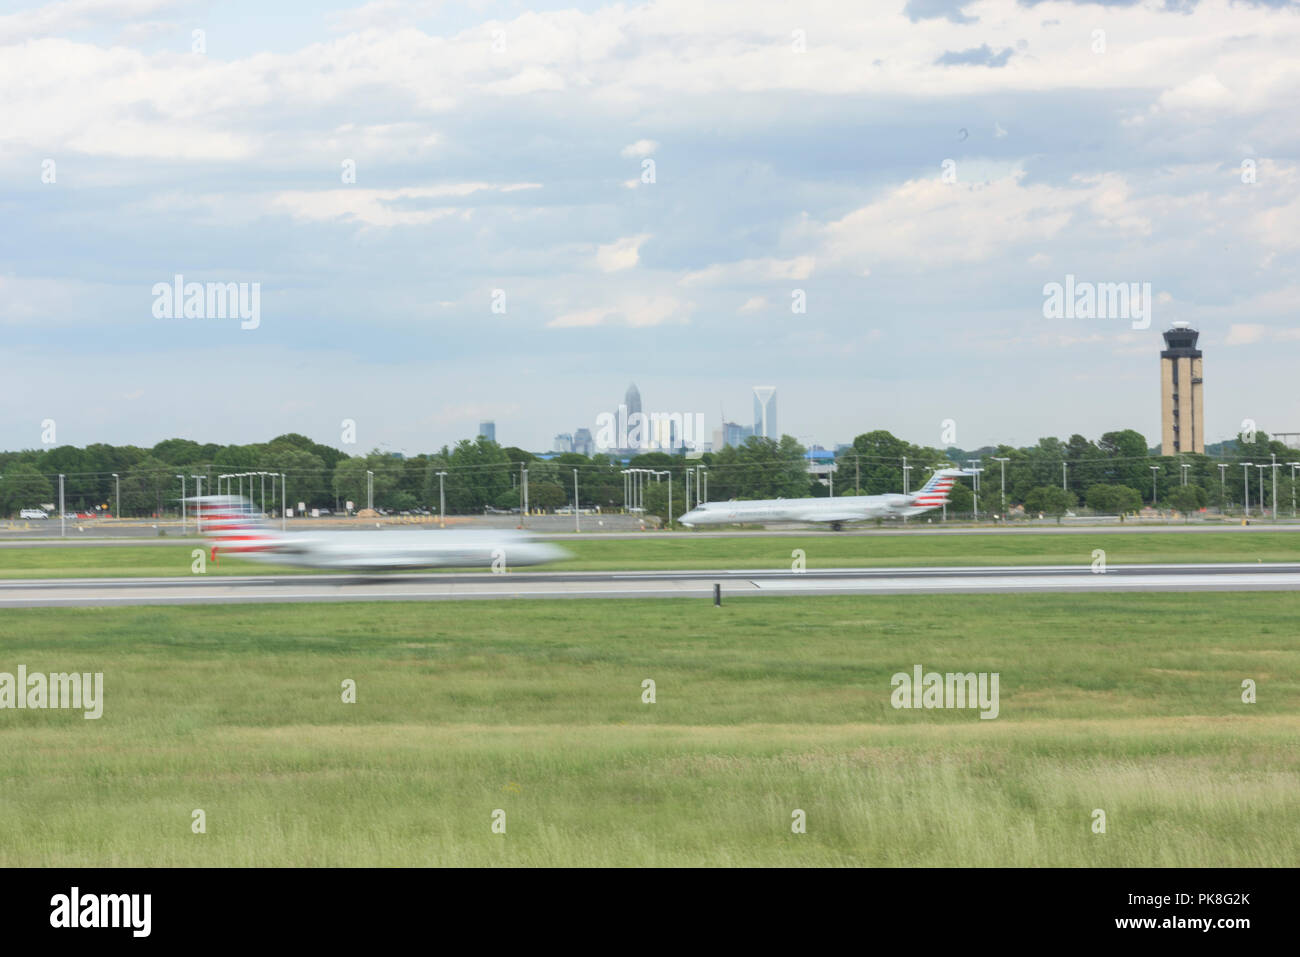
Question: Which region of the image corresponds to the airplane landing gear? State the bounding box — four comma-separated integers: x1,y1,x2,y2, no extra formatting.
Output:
830,521,844,532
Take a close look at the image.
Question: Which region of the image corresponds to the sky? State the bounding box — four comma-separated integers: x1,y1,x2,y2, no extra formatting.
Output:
2,0,1299,456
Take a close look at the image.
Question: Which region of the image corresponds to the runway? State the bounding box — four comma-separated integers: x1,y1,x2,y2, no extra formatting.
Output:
2,563,1299,607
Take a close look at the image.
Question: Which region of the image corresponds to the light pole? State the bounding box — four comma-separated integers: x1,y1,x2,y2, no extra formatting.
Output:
366,470,374,512
1289,462,1300,519
902,456,911,495
191,474,204,532
1217,463,1227,509
112,473,120,519
993,457,1009,520
281,473,286,530
1257,464,1266,518
967,466,984,521
1062,460,1068,491
573,468,580,533
1180,463,1191,486
1151,465,1160,508
656,469,672,528
59,473,65,538
1270,453,1279,520
436,471,447,528
176,474,186,532
1241,463,1252,516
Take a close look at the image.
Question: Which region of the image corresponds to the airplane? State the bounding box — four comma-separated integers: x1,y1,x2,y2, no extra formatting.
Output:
677,468,971,530
186,496,568,571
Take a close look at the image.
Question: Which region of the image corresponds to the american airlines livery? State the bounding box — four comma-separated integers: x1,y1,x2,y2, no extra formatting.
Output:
678,468,971,530
188,496,568,570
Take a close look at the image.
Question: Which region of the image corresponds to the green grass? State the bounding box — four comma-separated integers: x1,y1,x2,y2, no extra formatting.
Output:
0,594,1296,865
3,529,1300,578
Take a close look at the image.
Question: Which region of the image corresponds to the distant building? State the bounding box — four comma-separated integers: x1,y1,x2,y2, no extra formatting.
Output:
553,433,573,454
573,428,595,456
1160,323,1204,455
478,420,496,443
712,420,752,449
753,386,777,440
805,448,837,480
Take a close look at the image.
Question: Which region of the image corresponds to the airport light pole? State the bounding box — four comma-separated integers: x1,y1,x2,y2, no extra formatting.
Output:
366,470,373,512
112,473,120,520
573,468,580,533
1240,463,1252,516
191,475,204,532
902,456,911,495
1289,462,1300,518
1257,464,1267,518
176,474,186,533
967,465,983,521
59,473,65,538
281,473,286,530
1061,460,1068,491
651,469,672,528
436,471,447,528
1151,465,1160,508
1180,463,1191,486
1217,463,1227,507
992,457,1009,520
1270,454,1279,520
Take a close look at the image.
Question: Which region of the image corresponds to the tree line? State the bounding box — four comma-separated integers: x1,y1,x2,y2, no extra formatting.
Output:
1,427,1294,520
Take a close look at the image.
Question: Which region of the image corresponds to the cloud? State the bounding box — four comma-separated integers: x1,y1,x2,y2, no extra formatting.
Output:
934,45,1014,68
681,256,815,285
549,296,692,328
619,139,659,158
595,234,649,272
271,182,542,227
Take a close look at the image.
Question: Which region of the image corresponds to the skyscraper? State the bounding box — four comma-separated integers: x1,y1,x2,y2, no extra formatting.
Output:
1160,323,1204,455
478,420,496,443
752,386,777,440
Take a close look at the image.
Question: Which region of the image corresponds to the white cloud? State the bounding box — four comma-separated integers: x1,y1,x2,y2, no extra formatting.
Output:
620,139,659,158
595,234,649,272
271,182,541,227
549,296,692,328
681,256,814,285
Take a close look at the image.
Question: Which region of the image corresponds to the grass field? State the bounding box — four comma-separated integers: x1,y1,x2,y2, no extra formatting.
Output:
2,529,1300,579
1,593,1296,866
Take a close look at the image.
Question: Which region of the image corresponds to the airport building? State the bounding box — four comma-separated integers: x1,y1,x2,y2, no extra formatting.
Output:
1159,322,1204,456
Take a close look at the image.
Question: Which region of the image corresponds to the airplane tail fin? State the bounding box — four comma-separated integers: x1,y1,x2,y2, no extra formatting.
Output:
909,468,966,507
188,495,281,554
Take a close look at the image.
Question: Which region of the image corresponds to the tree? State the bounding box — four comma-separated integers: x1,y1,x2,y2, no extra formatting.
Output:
1024,485,1077,521
0,463,53,515
1166,484,1207,519
1085,484,1142,517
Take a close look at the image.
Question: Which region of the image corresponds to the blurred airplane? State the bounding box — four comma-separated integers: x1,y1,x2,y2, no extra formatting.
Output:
187,496,567,570
678,468,970,530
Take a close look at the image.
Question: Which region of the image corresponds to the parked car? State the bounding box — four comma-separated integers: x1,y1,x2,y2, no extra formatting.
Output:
20,509,48,519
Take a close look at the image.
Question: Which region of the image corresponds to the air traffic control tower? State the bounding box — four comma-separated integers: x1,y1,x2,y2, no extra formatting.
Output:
1160,322,1204,456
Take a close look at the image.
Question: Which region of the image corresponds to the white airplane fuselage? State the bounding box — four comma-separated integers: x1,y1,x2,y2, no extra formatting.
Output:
190,496,566,570
228,529,568,571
